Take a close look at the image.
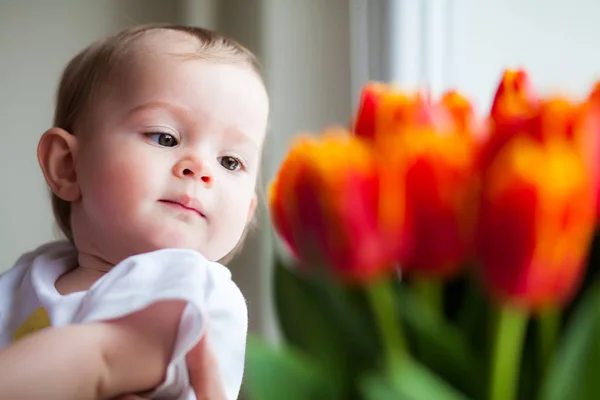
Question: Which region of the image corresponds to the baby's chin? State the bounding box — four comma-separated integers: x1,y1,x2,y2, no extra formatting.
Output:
114,229,210,259
142,236,207,255
88,225,234,264
137,226,239,262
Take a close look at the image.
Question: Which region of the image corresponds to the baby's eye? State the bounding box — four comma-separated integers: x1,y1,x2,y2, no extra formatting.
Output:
147,132,178,147
219,156,242,171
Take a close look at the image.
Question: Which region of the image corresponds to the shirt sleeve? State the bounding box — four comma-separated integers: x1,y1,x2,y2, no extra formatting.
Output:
70,248,248,400
0,241,75,347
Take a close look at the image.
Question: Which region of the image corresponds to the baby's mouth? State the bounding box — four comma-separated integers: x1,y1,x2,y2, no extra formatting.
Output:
159,199,206,218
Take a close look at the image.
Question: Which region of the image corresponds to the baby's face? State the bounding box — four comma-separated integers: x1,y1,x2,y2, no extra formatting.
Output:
70,35,269,262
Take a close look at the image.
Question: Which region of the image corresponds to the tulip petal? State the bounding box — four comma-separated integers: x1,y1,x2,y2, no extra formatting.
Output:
354,82,387,140
371,88,479,278
476,136,595,310
269,131,401,283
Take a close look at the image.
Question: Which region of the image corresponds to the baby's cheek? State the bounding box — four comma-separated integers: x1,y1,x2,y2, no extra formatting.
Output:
217,197,252,244
82,157,149,215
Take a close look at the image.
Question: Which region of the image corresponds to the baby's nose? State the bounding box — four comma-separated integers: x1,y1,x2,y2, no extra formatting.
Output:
174,158,213,185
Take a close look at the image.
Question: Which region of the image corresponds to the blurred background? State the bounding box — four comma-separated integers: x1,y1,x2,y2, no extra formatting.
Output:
1,0,600,345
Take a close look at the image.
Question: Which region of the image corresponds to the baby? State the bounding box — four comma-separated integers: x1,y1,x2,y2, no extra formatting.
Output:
0,24,269,399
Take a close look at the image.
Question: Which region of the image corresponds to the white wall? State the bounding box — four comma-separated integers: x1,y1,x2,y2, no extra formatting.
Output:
382,0,600,114
260,0,352,170
453,0,600,113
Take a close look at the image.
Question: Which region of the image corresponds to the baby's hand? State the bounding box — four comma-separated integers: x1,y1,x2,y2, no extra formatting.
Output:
112,334,226,400
186,334,227,400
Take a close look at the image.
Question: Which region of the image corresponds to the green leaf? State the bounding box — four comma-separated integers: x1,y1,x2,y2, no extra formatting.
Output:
361,359,472,400
360,372,405,400
539,283,600,400
454,275,492,359
309,271,382,360
273,255,382,398
581,320,600,396
244,336,339,400
273,256,349,370
396,285,482,398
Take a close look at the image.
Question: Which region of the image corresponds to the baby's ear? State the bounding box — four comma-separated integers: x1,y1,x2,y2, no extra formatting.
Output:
37,128,80,202
246,193,258,224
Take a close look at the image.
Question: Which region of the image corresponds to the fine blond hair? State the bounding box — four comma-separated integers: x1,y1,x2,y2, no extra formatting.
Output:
50,24,262,244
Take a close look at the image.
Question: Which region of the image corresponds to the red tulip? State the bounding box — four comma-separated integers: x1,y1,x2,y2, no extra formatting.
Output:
354,83,435,141
474,70,599,310
369,89,480,278
479,69,540,171
353,82,387,140
583,83,600,217
475,134,595,311
269,130,401,283
480,70,600,193
490,68,539,121
441,90,483,138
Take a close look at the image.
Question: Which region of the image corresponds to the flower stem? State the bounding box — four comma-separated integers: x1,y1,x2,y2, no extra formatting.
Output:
489,304,529,400
538,308,560,376
365,278,409,372
412,278,443,362
414,278,444,319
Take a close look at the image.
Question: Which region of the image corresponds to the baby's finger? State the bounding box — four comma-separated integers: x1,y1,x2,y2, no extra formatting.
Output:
186,335,227,400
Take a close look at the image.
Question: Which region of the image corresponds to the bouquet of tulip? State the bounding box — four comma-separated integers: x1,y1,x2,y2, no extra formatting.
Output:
243,70,600,400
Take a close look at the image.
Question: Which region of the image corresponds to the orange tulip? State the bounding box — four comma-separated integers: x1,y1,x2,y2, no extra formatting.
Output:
474,70,599,310
354,82,434,142
481,69,600,178
478,69,540,171
475,134,595,310
353,82,387,140
490,68,539,122
269,130,401,283
583,83,600,217
481,68,600,212
442,90,484,139
376,90,432,134
368,89,480,278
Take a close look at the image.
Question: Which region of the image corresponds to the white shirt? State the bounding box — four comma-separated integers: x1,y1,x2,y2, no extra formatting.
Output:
0,241,248,400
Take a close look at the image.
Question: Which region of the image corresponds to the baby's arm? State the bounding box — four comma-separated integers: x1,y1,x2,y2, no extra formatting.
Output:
0,300,186,400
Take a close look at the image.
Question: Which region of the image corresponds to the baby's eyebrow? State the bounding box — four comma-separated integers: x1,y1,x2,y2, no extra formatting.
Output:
223,127,259,151
127,101,187,117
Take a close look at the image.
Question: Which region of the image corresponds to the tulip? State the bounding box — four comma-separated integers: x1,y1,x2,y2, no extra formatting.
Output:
269,130,401,283
480,69,600,207
269,129,412,377
583,83,600,217
490,68,539,121
353,82,387,140
481,69,600,214
479,70,599,400
270,128,413,372
476,73,597,309
441,90,484,139
475,135,595,311
478,68,540,171
362,88,480,278
353,82,434,142
477,133,596,400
